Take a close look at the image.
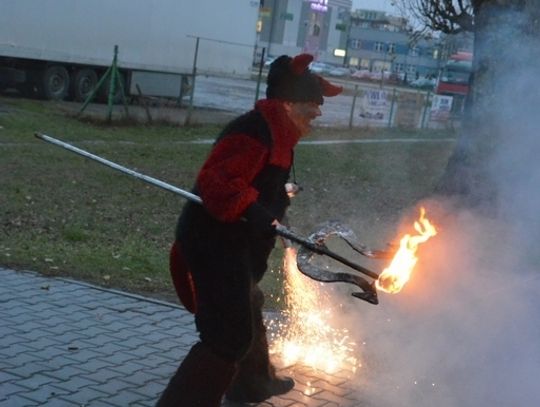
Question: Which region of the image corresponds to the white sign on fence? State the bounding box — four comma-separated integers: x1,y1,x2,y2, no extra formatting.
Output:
357,89,390,126
430,95,453,121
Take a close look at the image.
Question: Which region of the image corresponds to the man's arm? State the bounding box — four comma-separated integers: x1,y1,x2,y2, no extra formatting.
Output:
197,134,269,222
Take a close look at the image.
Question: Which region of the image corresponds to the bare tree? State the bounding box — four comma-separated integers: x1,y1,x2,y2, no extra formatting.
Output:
395,1,540,213
394,0,475,33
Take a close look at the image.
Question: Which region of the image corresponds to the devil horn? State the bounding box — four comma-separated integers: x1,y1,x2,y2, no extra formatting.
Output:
290,53,314,75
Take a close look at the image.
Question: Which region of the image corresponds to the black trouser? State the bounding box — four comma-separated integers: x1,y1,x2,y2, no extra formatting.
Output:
185,232,276,362
156,235,275,406
230,283,273,377
155,341,236,407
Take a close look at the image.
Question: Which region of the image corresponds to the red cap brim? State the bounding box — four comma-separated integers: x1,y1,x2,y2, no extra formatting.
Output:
316,75,343,97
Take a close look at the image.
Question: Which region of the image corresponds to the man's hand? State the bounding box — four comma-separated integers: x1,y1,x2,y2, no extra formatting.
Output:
285,182,301,198
244,202,278,238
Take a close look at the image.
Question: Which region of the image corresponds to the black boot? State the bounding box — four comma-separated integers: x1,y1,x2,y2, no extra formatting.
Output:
156,342,237,407
225,369,295,403
225,286,294,403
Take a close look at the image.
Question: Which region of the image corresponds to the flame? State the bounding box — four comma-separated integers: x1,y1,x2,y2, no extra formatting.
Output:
376,207,437,293
268,247,359,374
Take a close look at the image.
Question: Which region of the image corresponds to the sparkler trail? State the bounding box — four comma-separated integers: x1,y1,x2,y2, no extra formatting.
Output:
269,248,359,374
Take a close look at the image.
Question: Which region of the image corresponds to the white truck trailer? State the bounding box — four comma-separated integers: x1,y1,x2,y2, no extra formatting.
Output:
0,0,260,101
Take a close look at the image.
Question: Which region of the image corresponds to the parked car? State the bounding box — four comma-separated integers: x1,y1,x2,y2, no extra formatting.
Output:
352,69,392,82
351,69,372,80
309,61,333,74
328,67,351,77
409,77,437,89
263,56,277,68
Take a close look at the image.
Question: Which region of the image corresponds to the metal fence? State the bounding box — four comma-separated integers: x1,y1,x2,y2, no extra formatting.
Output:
184,70,461,129
146,38,461,130
0,30,462,130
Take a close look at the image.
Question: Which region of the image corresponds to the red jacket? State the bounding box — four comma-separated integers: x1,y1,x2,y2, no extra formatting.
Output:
171,99,301,312
196,99,301,222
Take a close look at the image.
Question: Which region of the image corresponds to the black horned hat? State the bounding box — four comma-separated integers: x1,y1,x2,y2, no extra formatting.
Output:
266,53,342,105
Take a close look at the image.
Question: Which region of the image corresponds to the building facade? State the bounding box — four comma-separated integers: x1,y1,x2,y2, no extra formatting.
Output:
346,9,444,79
256,2,456,80
256,0,352,65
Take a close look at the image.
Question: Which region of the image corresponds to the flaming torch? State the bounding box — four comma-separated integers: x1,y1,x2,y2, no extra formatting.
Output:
376,207,437,293
270,207,437,376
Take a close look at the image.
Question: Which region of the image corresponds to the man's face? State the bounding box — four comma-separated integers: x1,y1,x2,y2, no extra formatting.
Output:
284,101,322,137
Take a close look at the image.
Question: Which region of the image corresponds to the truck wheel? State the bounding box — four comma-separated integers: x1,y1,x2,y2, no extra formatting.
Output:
41,65,70,100
72,69,98,102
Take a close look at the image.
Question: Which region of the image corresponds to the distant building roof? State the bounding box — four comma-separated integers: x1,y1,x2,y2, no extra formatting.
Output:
329,0,352,8
351,9,408,31
352,9,388,21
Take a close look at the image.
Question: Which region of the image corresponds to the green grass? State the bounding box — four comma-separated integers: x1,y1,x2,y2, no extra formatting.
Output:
0,95,456,308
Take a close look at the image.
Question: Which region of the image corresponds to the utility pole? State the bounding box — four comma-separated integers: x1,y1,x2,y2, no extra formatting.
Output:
343,12,353,67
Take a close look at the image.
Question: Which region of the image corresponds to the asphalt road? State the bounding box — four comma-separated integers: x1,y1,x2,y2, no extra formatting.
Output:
192,74,426,128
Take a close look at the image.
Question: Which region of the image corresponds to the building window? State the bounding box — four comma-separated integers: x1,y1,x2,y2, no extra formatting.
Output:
387,43,395,54
350,38,362,50
374,42,384,52
349,57,359,67
373,60,391,72
409,46,420,57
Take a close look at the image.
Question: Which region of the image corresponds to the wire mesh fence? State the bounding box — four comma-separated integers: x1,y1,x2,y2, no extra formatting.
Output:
186,71,462,129
179,38,462,130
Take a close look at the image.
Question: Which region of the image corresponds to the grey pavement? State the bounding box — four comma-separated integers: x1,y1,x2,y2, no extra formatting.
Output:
0,267,365,406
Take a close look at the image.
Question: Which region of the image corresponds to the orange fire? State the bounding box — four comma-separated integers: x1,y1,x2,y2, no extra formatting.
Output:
268,247,359,374
376,207,437,293
268,207,436,374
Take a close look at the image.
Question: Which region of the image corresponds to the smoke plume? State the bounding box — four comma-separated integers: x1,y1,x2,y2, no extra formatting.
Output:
341,9,540,407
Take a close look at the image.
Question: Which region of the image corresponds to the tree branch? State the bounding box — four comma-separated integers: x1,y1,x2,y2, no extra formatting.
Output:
395,0,476,33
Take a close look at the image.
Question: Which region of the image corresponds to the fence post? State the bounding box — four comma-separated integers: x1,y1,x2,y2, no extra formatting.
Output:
79,45,128,121
106,45,119,122
185,36,200,126
421,90,431,129
387,87,396,128
254,47,266,106
349,84,359,129
79,64,111,114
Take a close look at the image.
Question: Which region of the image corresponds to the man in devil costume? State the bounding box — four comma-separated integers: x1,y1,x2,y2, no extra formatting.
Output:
156,54,342,406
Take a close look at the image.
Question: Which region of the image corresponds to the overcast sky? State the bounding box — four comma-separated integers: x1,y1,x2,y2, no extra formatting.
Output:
352,0,398,13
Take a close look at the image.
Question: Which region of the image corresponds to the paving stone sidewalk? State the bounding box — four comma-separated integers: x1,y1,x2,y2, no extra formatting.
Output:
0,267,364,406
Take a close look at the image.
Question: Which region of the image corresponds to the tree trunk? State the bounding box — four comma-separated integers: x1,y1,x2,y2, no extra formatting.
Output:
435,0,540,216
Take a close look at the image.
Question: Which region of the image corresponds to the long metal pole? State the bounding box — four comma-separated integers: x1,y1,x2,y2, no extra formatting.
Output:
34,133,379,280
107,45,119,122
35,133,202,204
